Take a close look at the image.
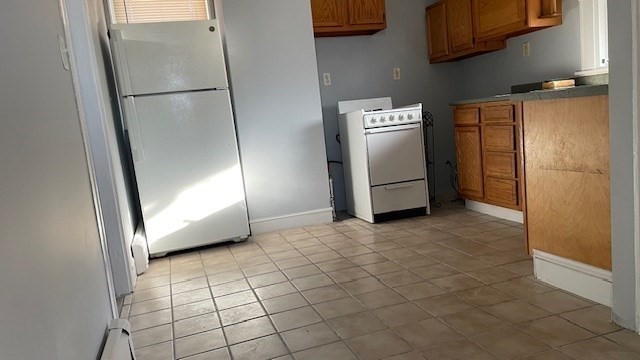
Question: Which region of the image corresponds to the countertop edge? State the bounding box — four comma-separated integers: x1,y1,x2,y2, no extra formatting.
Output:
450,84,608,106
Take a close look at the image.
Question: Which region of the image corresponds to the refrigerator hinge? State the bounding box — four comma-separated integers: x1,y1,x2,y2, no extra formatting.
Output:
58,35,70,71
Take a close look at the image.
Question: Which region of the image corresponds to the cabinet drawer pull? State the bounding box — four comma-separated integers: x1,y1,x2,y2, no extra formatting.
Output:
384,183,415,190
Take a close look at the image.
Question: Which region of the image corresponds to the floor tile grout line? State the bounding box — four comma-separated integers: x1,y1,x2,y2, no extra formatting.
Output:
168,255,177,359
206,249,238,360
226,247,295,359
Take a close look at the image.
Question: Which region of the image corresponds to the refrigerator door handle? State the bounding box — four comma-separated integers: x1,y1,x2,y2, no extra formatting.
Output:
123,98,145,162
109,30,134,96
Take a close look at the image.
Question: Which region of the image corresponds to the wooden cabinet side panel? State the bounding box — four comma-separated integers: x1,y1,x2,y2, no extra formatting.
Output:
455,126,484,200
523,96,611,270
473,0,527,40
426,3,450,60
446,0,475,53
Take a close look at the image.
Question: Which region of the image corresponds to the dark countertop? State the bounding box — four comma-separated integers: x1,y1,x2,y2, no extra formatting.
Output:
510,84,608,101
450,95,511,106
451,73,609,106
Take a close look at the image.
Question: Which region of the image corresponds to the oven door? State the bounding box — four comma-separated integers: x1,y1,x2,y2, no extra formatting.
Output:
365,123,426,186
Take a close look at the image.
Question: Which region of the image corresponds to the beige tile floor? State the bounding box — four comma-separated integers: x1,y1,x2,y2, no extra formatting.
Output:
121,204,640,360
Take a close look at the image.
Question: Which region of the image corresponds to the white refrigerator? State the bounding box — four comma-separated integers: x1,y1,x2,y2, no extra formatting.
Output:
110,20,250,256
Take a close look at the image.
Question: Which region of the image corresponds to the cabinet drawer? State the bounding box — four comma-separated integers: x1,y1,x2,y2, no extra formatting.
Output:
484,125,515,151
485,152,516,178
454,108,480,125
371,180,427,214
485,177,518,208
483,104,514,123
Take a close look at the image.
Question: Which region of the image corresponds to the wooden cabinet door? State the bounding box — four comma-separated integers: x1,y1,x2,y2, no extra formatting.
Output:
347,0,385,25
473,0,527,40
426,2,450,60
311,0,345,28
455,126,484,199
446,0,475,53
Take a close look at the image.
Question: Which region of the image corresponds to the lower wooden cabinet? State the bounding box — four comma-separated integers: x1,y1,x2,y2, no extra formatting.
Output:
454,126,484,200
453,101,523,211
523,96,611,270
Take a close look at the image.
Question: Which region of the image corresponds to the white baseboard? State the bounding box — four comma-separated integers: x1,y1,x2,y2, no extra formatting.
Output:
250,207,334,235
465,200,524,223
533,250,612,306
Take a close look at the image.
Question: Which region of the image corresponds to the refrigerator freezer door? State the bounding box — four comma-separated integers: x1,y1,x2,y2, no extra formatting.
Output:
122,90,249,255
111,20,228,96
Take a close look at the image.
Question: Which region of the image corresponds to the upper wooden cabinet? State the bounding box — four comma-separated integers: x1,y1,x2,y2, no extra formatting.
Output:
473,0,563,41
446,0,475,53
312,0,344,28
426,0,505,63
312,0,386,37
426,0,562,63
426,2,449,59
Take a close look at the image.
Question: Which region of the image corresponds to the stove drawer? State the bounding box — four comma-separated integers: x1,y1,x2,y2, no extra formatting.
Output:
372,180,427,214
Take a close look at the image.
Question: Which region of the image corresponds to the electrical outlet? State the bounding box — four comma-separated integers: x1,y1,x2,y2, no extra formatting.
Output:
323,73,332,86
393,67,401,80
522,42,531,57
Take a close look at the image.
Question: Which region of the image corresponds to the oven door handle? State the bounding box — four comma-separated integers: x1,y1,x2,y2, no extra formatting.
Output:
365,123,420,134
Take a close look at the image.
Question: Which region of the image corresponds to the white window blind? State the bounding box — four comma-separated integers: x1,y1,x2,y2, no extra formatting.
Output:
112,0,209,24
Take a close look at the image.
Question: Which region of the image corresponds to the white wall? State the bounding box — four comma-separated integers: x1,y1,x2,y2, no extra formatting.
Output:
455,0,582,99
66,0,139,296
218,0,333,228
314,0,460,210
0,0,114,358
608,0,640,332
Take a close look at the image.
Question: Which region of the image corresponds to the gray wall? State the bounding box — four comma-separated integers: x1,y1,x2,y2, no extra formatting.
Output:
315,0,461,210
608,0,640,332
455,0,581,99
68,0,139,296
219,0,332,221
0,0,114,358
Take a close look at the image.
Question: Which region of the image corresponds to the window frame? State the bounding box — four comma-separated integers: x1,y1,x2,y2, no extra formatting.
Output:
104,0,215,25
578,0,609,74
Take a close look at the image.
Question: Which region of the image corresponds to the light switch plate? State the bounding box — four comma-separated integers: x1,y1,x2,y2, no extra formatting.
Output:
393,67,401,80
323,73,332,86
522,42,531,57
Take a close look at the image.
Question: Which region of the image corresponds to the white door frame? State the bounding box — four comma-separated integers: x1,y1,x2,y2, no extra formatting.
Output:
57,0,119,318
68,0,137,298
609,0,640,334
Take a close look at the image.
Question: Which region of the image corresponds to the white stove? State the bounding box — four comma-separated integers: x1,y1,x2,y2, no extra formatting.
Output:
338,97,431,223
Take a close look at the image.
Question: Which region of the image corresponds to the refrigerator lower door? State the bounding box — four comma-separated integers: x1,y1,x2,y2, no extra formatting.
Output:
123,89,249,255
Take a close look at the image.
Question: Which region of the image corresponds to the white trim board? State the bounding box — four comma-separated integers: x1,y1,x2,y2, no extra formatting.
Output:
250,207,333,235
533,250,612,306
465,200,524,223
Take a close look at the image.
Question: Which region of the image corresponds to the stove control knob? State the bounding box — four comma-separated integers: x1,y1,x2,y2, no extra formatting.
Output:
380,117,387,123
370,117,377,124
388,115,395,122
398,114,404,121
408,113,414,120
